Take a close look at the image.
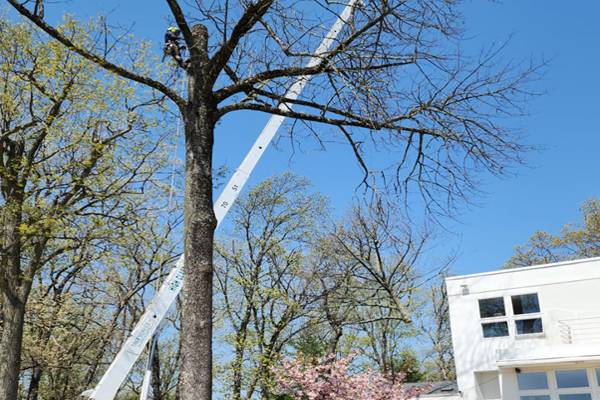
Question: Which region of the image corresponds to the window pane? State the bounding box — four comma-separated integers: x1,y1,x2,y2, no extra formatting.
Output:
596,368,600,385
520,396,551,400
517,372,549,390
556,369,589,388
479,297,506,318
512,294,540,315
558,394,592,400
482,321,509,338
516,318,543,334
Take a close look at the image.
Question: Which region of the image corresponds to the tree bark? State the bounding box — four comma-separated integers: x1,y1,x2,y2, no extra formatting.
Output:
26,365,43,400
180,24,217,400
151,341,163,400
0,152,30,400
0,291,27,400
180,105,217,400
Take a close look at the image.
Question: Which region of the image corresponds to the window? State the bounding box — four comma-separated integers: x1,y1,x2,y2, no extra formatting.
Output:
512,293,541,314
482,321,509,338
511,293,543,335
517,372,549,390
558,395,592,400
556,369,589,388
515,318,543,334
478,293,543,338
479,297,506,318
517,368,597,400
479,297,509,338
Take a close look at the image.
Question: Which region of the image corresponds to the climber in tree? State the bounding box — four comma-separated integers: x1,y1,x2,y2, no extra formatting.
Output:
163,27,187,68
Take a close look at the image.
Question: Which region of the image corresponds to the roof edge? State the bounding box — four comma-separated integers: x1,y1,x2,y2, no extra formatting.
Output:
446,256,600,282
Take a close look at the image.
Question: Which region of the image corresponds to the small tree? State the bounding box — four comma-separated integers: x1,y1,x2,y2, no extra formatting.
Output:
415,274,456,381
271,354,428,400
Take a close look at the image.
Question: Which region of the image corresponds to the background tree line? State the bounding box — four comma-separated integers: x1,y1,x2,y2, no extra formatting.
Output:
503,196,600,268
212,172,455,400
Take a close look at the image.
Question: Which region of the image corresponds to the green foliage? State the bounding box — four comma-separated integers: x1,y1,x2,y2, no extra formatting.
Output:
504,197,600,268
0,12,182,400
288,330,330,359
394,351,425,383
213,176,451,399
268,394,295,400
214,172,332,399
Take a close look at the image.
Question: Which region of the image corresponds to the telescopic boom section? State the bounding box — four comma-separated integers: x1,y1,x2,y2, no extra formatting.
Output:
82,2,359,399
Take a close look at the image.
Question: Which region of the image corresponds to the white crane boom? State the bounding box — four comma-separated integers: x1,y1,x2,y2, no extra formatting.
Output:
82,2,358,399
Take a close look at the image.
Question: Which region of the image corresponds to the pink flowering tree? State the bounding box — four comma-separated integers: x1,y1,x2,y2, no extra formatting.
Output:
270,354,430,400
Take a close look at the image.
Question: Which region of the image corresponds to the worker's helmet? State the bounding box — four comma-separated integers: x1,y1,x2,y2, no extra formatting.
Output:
168,27,180,34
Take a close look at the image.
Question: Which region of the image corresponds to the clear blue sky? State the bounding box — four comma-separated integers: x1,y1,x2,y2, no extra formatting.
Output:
9,1,600,276
451,1,600,274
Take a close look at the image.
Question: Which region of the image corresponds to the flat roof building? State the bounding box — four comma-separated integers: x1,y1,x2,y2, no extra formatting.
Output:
446,257,600,400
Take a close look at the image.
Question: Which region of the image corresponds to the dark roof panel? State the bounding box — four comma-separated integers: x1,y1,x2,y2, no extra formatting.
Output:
404,380,459,396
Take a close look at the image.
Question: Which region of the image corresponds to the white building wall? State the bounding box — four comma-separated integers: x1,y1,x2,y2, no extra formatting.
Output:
446,257,600,400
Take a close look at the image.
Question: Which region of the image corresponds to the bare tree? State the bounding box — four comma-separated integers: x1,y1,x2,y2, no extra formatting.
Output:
7,1,542,398
328,202,440,324
416,274,456,381
310,201,448,374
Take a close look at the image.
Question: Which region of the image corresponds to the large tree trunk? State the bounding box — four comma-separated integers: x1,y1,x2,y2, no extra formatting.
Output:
0,187,30,399
180,25,217,397
180,106,216,400
0,290,27,400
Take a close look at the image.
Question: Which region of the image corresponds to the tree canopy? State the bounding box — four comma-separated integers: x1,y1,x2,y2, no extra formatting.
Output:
0,14,181,400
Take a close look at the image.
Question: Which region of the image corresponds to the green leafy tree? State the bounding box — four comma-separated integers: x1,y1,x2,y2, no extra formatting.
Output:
0,15,176,399
20,203,183,400
214,172,330,400
8,1,543,398
504,197,600,268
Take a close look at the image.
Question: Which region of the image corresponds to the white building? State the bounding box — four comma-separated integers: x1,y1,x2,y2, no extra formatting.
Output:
446,257,600,400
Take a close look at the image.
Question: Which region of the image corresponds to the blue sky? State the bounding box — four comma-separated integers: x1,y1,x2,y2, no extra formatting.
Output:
453,1,600,274
9,1,600,276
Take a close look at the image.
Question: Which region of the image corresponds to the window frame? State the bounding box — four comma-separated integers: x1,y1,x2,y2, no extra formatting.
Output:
516,366,600,400
478,292,544,339
511,293,544,337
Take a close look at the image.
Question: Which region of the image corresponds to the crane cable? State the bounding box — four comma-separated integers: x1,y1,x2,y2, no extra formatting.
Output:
167,70,185,210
